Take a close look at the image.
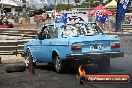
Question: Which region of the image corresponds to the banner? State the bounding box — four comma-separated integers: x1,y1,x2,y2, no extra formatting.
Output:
55,13,67,24
66,13,88,23
116,0,131,32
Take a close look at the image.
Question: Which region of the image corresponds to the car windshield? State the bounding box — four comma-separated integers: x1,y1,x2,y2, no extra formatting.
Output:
61,23,103,38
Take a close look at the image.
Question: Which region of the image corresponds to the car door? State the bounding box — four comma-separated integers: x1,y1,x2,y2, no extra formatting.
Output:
37,25,55,62
38,39,51,62
30,39,47,62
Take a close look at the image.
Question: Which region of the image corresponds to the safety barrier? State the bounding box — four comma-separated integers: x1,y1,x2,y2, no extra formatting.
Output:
122,24,132,32
0,29,37,55
0,40,29,55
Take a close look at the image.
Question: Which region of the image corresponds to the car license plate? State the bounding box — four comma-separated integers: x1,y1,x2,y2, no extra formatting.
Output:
89,45,102,50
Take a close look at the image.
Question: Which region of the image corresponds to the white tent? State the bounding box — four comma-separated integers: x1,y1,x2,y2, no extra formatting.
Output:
34,0,48,4
105,0,117,7
0,0,23,6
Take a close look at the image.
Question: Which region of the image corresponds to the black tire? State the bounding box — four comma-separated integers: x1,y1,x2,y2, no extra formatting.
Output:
48,63,53,68
53,54,66,73
25,49,36,69
5,64,26,73
97,58,110,71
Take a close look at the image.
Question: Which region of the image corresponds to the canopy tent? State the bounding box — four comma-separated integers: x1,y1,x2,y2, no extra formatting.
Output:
105,0,117,7
0,0,23,6
88,5,113,16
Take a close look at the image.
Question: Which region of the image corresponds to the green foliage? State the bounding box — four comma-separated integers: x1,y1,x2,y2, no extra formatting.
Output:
27,5,37,11
56,4,74,11
79,0,101,8
42,0,118,11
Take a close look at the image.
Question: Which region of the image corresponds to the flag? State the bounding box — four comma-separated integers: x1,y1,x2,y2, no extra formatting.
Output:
96,11,103,22
96,11,107,23
55,13,67,23
101,14,107,23
116,0,131,32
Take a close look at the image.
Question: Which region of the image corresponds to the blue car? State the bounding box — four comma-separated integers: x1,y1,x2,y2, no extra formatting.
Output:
24,22,124,73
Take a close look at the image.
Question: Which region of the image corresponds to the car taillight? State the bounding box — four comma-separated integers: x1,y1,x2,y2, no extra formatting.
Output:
71,45,82,51
111,42,120,48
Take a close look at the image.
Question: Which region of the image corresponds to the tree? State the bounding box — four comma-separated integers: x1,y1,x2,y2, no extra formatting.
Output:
21,0,27,8
56,4,74,11
80,0,109,8
43,4,48,11
27,5,37,11
74,0,81,6
48,3,54,11
21,0,26,3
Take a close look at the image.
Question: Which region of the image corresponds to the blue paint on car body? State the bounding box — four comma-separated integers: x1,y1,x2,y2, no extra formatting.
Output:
24,23,124,64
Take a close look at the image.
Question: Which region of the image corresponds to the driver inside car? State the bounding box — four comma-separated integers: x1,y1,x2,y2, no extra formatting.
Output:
37,26,51,40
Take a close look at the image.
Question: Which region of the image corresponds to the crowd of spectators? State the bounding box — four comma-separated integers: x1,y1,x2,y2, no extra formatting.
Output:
0,10,54,28
0,16,14,28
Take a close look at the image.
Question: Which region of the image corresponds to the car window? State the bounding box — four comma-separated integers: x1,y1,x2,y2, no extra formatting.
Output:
61,23,103,38
62,25,78,38
48,25,58,38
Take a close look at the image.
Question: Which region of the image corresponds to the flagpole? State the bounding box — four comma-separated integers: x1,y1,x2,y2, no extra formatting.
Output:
54,0,57,29
68,0,69,10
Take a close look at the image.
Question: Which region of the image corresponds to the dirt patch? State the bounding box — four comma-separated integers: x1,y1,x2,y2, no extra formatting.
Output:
1,59,25,64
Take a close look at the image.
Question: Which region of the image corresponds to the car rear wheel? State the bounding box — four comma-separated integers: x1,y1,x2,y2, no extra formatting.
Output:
53,54,66,73
25,49,36,69
97,58,110,72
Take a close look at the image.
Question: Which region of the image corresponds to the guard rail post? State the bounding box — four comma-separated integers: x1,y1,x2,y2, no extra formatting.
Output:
0,57,2,66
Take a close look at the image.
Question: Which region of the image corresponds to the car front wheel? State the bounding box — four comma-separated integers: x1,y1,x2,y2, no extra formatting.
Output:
25,49,36,69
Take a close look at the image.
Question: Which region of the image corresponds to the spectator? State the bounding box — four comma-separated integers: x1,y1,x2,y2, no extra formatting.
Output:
19,15,25,29
14,13,19,23
111,20,116,30
48,13,52,22
25,14,30,24
46,14,50,22
34,15,40,27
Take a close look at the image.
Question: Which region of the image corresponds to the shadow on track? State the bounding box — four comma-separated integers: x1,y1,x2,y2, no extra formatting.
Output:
34,63,102,75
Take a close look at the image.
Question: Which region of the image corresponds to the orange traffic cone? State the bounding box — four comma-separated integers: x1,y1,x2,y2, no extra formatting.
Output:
29,56,35,75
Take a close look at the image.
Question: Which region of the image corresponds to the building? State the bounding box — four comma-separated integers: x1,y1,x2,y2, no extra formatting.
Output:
0,0,25,14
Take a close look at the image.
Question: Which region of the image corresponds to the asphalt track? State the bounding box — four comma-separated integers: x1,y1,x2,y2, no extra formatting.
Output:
0,36,132,88
0,55,132,88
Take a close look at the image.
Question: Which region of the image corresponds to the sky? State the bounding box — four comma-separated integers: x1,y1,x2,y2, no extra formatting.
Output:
27,0,85,9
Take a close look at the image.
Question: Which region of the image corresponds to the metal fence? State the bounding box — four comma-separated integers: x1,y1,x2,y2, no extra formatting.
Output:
0,29,37,55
